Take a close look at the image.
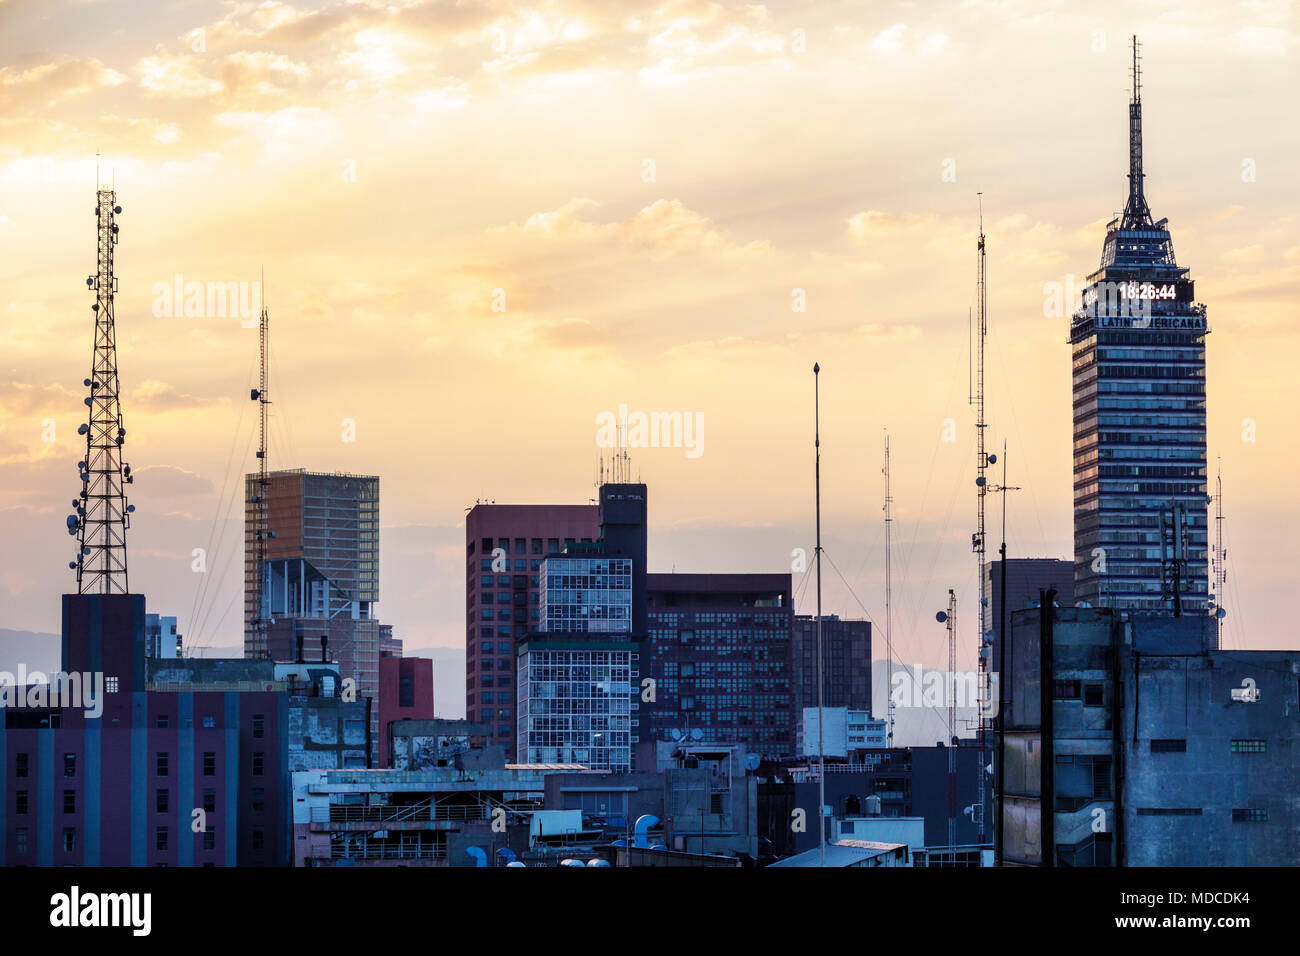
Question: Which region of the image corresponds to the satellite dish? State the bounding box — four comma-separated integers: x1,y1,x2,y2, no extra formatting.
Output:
976,477,986,487
690,728,703,741
988,453,997,464
744,753,761,771
936,611,948,623
670,729,683,741
1216,608,1227,620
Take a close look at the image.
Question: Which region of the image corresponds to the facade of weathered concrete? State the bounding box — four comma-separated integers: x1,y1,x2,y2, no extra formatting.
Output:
1000,603,1300,866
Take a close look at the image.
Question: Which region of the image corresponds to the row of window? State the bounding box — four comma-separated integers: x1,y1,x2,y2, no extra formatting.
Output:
12,825,266,855
1149,738,1267,754
1135,807,1268,822
472,537,593,556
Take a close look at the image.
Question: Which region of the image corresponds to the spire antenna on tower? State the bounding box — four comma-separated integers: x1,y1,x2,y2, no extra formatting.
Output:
1123,35,1153,228
69,184,132,593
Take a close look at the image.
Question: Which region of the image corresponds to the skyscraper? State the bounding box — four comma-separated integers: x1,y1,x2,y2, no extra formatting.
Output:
1070,39,1209,613
464,503,600,757
514,482,646,773
243,469,385,754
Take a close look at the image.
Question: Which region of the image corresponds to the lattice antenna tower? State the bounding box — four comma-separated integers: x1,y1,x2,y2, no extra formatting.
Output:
69,181,134,592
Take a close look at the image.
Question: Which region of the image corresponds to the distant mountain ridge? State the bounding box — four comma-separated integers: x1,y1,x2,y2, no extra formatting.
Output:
0,629,62,674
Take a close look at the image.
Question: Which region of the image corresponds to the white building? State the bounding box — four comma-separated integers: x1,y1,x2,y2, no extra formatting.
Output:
798,707,887,761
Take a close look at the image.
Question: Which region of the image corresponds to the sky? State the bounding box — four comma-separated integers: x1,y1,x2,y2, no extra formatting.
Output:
2,0,1298,733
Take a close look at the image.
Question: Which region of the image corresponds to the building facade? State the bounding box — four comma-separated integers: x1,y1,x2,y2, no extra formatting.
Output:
999,603,1300,866
2,594,288,867
798,707,888,760
1069,59,1208,613
791,615,871,716
376,655,435,768
645,573,794,758
516,638,638,772
244,470,386,756
464,503,599,758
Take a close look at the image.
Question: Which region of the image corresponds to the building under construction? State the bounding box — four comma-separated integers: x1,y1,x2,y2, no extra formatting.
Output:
244,469,384,758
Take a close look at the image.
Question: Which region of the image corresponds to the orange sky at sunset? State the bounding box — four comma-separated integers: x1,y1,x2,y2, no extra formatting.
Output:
3,0,1299,723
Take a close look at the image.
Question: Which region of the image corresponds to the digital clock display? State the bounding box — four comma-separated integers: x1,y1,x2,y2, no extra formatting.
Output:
1082,279,1194,308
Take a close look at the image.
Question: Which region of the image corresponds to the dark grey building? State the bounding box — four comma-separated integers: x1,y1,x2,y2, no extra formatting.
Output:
758,744,986,860
645,573,794,758
791,615,871,717
999,602,1299,866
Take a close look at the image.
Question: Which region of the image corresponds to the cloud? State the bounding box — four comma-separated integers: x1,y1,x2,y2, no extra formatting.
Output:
491,198,772,259
127,380,220,411
0,53,125,111
132,465,215,497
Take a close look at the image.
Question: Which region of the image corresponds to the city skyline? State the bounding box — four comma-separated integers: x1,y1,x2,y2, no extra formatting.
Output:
3,1,1297,681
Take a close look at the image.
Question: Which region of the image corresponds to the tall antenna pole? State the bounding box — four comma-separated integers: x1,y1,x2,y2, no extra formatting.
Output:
938,589,957,852
1213,460,1227,649
883,430,895,747
249,274,271,657
971,193,990,843
813,362,825,867
70,185,133,594
989,441,1020,864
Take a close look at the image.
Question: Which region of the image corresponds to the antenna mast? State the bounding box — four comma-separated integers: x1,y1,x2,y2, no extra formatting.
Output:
989,441,1021,863
970,194,990,842
248,277,271,657
1123,36,1153,228
937,590,957,853
70,185,133,593
813,362,825,867
1213,460,1227,648
883,430,895,746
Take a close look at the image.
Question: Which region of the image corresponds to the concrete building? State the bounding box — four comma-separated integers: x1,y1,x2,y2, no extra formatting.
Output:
465,502,600,757
244,470,387,758
2,594,288,866
798,707,888,761
388,719,490,771
516,636,638,772
645,573,794,758
792,615,871,716
290,765,553,866
277,657,369,773
376,654,434,768
538,740,759,862
758,744,988,862
999,601,1300,866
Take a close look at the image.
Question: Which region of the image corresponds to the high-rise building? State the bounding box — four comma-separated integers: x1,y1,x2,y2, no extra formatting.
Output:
1070,40,1209,613
243,469,385,754
791,615,871,717
645,573,794,758
464,503,599,758
514,483,647,773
